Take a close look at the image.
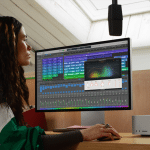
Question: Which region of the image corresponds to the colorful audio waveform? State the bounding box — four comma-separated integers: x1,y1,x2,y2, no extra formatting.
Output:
90,71,100,78
89,66,113,78
40,105,129,110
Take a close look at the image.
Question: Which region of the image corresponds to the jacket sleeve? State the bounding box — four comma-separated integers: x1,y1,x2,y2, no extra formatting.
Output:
41,130,83,150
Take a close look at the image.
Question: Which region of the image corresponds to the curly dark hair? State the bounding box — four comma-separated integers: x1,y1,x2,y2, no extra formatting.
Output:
0,16,31,127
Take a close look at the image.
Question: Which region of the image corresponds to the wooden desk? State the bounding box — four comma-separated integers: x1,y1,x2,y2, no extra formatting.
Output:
45,131,150,150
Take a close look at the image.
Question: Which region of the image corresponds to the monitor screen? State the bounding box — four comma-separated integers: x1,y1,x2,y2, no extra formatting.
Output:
35,38,132,112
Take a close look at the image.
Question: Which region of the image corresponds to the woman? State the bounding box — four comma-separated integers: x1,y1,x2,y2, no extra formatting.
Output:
0,16,121,150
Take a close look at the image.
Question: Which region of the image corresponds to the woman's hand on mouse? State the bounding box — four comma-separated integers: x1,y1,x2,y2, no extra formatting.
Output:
80,124,122,141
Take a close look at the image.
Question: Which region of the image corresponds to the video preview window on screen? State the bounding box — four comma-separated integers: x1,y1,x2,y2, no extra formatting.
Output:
37,39,130,111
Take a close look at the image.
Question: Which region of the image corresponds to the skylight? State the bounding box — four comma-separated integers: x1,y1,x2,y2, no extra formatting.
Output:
74,0,150,21
35,0,150,21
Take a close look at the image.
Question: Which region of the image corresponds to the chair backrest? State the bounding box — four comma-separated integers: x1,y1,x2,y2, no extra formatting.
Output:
23,108,47,131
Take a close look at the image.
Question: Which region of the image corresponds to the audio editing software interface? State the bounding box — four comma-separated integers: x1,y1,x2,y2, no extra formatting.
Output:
36,40,130,110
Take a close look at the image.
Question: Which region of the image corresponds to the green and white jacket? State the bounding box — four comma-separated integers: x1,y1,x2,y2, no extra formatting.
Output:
0,103,46,150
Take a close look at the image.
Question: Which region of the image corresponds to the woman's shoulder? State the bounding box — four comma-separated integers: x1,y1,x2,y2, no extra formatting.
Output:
0,103,14,132
0,102,14,117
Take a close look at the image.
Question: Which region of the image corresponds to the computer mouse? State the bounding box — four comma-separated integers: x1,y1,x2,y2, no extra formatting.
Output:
97,135,122,141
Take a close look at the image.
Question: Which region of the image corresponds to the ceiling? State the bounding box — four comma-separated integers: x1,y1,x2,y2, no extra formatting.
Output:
0,0,150,74
90,0,148,9
74,0,150,21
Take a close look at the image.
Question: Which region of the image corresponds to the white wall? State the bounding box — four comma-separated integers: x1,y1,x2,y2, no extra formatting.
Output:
132,47,150,71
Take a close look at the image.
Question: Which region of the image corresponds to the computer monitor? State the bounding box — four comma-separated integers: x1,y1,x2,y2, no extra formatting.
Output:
35,38,132,125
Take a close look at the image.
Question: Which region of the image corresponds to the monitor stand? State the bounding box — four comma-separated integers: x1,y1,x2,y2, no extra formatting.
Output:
81,111,105,126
